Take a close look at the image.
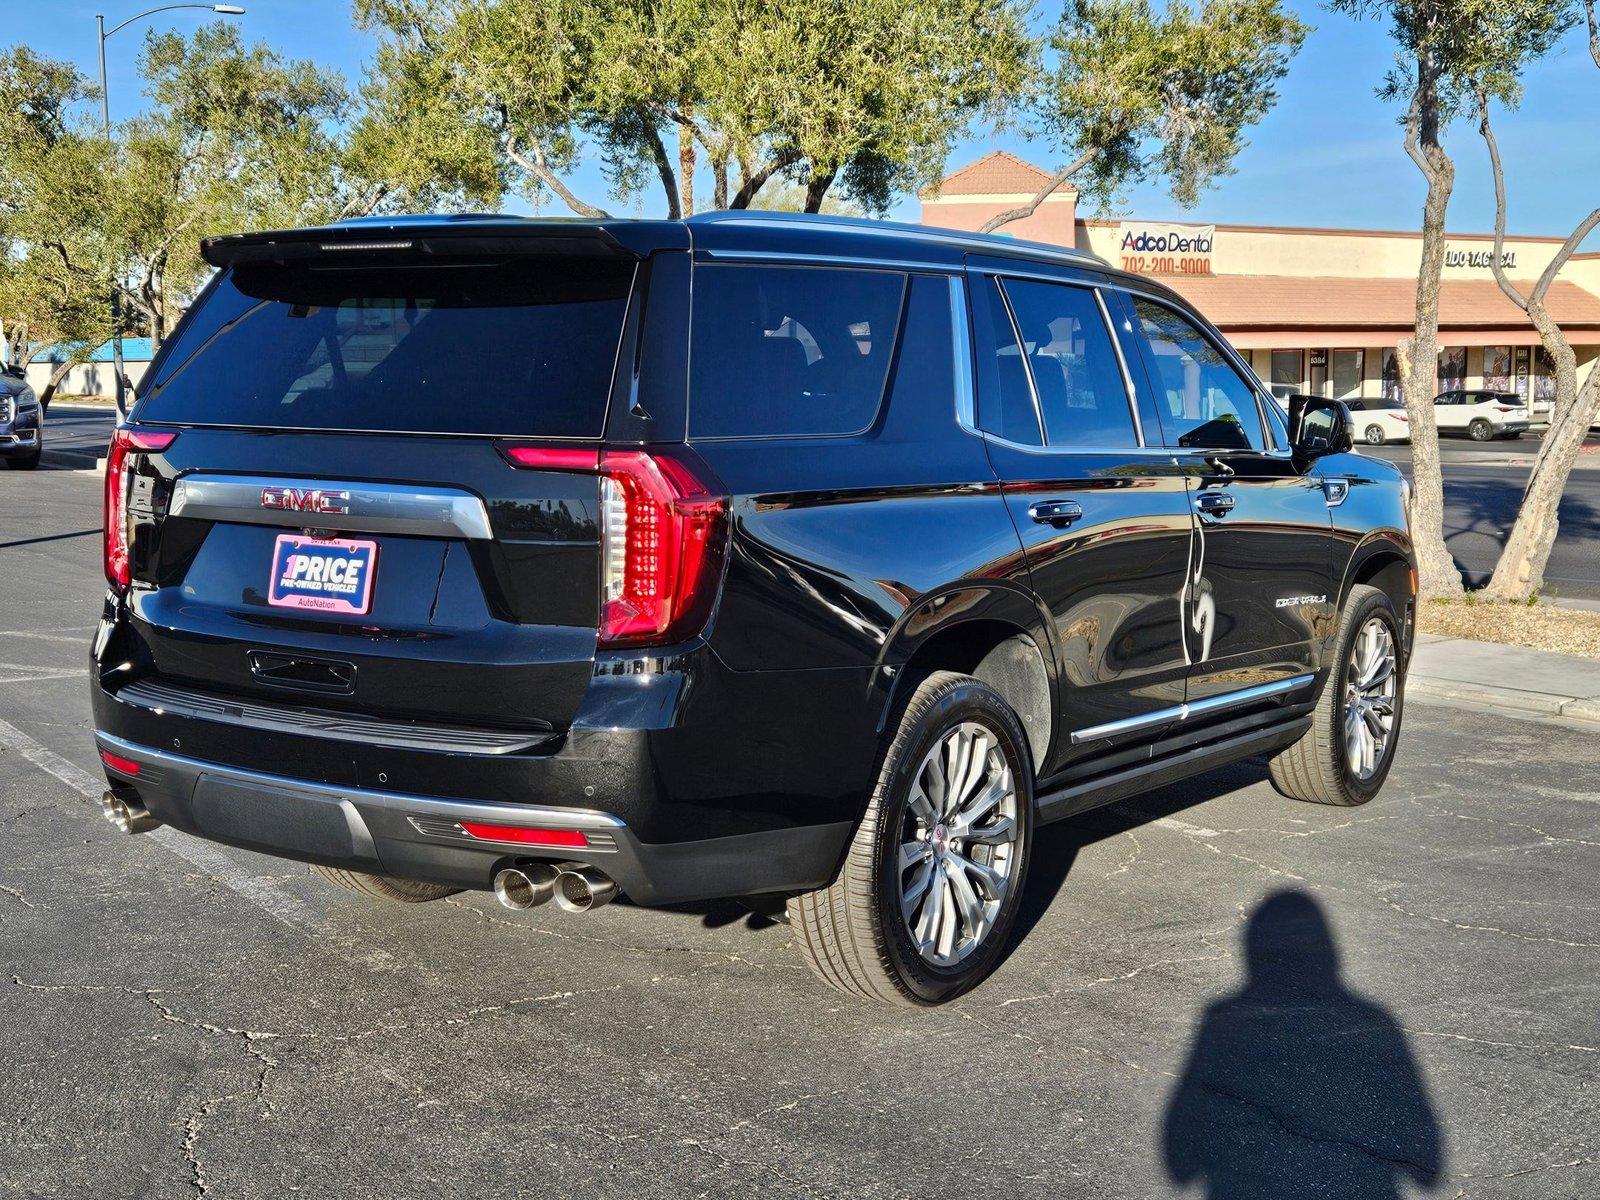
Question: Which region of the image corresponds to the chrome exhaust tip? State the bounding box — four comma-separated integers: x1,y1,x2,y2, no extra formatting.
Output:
99,790,160,835
553,865,617,913
493,864,557,911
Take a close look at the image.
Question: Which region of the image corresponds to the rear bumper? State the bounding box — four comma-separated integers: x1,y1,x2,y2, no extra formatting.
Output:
94,730,851,905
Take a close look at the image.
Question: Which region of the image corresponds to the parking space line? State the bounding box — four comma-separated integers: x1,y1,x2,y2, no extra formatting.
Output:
0,716,399,973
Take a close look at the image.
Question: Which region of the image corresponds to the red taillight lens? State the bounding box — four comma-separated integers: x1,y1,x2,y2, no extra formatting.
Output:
103,426,177,592
597,450,726,647
459,821,587,848
498,443,727,648
100,749,140,777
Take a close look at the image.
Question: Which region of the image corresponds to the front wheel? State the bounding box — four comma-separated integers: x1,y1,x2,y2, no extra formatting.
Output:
1469,418,1494,441
1267,585,1404,806
1364,424,1386,446
789,672,1034,1005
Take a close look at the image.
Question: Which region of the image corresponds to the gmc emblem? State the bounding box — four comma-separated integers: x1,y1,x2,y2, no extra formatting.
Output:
260,486,351,515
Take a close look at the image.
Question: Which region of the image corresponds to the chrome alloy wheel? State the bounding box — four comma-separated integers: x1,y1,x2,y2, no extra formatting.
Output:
1344,616,1398,781
897,721,1021,967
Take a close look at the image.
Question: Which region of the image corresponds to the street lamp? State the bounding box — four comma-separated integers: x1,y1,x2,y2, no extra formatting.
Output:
96,4,245,416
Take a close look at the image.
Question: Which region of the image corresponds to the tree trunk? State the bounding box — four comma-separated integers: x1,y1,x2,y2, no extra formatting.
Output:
712,152,728,210
803,169,836,213
1399,70,1463,599
677,106,695,217
38,359,75,404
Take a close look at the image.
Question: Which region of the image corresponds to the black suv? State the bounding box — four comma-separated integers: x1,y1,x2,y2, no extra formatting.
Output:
91,212,1414,1004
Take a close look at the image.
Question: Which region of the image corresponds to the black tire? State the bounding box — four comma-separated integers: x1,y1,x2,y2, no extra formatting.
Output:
1364,424,1385,446
1502,431,1522,440
1468,418,1493,441
1267,584,1404,807
788,671,1035,1006
312,865,458,903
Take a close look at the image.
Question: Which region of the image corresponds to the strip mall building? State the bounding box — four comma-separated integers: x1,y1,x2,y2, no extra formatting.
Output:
921,151,1600,416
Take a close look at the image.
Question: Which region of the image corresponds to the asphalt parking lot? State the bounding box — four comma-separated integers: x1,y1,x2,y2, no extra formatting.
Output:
3,456,1598,1199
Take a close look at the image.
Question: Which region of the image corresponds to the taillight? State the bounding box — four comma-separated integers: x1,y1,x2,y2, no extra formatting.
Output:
100,749,141,776
498,443,727,648
104,426,177,592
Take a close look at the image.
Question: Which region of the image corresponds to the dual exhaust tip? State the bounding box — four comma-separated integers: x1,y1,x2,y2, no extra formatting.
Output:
99,790,160,835
494,863,617,914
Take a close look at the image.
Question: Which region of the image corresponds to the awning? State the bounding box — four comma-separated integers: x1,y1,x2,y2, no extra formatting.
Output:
1159,274,1600,348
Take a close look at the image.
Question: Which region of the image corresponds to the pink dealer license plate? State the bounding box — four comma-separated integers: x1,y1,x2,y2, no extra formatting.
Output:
266,535,378,615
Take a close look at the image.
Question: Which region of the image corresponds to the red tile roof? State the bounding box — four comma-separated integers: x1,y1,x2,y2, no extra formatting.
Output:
1161,275,1600,330
926,150,1075,198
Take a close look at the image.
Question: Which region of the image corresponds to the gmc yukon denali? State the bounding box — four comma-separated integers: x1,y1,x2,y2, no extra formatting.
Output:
91,212,1415,1005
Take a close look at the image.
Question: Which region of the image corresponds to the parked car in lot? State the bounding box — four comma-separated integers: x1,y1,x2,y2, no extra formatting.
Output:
90,212,1416,1004
1433,389,1529,440
1347,397,1411,446
0,364,42,470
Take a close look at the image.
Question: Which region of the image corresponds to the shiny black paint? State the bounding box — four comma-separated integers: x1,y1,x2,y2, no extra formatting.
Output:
92,211,1414,902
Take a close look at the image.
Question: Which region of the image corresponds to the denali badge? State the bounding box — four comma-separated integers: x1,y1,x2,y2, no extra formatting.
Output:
260,486,351,515
1275,594,1327,609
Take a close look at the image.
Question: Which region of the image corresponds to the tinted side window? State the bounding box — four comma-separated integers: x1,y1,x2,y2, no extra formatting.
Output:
1001,279,1135,448
1133,298,1266,451
689,264,905,438
972,276,1042,446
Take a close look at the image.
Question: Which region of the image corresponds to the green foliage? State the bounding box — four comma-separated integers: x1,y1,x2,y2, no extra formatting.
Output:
355,0,1034,214
1042,0,1308,210
1330,0,1578,119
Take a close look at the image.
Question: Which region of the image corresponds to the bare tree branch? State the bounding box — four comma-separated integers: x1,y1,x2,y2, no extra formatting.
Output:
638,119,681,220
976,149,1096,235
506,135,612,219
1476,95,1529,312
1588,0,1600,69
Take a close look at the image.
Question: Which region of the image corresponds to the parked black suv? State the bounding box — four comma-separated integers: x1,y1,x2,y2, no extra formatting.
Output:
91,212,1414,1004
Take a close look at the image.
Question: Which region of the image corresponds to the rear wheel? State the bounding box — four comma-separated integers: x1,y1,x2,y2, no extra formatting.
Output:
789,672,1034,1005
1469,418,1494,441
1364,424,1386,446
312,865,458,903
1267,584,1403,807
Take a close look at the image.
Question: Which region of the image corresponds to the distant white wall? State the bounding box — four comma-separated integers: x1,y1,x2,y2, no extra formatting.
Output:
25,360,149,398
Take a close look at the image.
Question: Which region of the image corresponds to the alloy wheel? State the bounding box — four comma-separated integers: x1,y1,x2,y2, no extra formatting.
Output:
897,721,1021,967
1344,616,1397,780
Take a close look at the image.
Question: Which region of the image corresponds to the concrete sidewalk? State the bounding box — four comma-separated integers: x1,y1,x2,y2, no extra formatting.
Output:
1409,632,1600,723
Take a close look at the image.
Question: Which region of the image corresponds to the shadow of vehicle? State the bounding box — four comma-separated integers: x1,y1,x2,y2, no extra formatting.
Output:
1161,890,1443,1199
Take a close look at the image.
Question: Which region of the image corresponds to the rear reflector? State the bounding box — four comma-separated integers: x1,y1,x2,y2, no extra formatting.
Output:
100,749,140,777
459,821,588,848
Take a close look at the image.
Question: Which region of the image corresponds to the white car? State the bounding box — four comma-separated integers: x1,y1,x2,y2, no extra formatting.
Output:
1346,398,1411,446
1433,389,1530,441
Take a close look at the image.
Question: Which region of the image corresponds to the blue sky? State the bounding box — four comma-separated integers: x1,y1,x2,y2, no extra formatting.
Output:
10,0,1599,239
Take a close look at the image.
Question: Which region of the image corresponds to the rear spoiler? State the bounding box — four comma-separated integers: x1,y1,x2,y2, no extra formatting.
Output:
202,218,684,269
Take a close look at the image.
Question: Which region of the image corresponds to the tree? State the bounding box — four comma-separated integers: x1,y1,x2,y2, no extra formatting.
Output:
1330,0,1574,598
976,0,1308,232
1474,53,1600,599
354,0,1033,217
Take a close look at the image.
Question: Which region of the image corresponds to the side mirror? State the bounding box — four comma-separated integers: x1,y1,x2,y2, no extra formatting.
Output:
1287,394,1353,458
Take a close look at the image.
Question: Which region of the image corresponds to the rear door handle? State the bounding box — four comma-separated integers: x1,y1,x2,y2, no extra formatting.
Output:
1195,491,1236,520
1028,499,1084,527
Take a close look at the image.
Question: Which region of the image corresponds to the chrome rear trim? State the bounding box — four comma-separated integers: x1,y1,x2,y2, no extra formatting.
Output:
169,473,494,540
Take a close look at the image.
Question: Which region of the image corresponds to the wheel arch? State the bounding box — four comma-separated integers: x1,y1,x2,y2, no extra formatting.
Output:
1338,533,1416,657
876,585,1056,773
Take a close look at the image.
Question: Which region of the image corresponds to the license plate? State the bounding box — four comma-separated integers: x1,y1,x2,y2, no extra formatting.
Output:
267,534,378,615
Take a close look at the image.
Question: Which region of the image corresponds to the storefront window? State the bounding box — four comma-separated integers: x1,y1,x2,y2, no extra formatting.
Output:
1381,348,1401,401
1483,345,1512,392
1535,346,1557,406
1332,349,1363,400
1438,346,1467,394
1269,350,1302,400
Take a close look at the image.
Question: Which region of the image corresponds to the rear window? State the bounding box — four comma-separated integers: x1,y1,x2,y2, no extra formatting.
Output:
689,264,906,439
134,257,635,437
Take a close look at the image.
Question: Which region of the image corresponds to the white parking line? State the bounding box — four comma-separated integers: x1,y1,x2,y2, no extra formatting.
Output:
0,716,398,973
0,630,95,644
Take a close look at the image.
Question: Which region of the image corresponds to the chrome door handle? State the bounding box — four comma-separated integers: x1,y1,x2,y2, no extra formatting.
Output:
1194,491,1236,519
1028,499,1084,527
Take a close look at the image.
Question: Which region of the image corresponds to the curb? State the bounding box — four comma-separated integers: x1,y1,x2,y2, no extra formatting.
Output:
1408,677,1600,726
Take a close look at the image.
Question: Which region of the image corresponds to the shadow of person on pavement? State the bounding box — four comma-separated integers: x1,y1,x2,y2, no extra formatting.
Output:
1162,890,1443,1199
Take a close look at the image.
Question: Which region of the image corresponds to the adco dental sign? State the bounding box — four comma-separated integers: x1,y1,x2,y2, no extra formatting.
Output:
1117,222,1216,275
